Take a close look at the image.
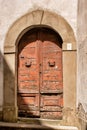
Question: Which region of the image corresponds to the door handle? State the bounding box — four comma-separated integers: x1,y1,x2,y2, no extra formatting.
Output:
48,61,55,67
25,61,32,67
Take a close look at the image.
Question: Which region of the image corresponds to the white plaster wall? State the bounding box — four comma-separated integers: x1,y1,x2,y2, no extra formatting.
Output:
77,0,87,113
0,0,77,51
0,0,78,110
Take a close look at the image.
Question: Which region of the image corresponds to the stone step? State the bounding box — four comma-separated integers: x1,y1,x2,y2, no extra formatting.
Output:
18,117,62,126
0,121,78,130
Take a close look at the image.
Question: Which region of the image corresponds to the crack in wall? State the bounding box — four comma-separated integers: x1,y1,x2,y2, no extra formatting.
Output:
40,11,44,24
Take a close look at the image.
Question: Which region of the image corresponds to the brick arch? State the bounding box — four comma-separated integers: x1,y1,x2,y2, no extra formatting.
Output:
3,10,77,122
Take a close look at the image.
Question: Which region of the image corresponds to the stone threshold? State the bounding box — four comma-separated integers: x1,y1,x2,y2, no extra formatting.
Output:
18,117,62,125
0,121,78,130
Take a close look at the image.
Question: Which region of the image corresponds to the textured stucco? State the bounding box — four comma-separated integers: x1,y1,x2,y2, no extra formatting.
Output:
0,1,80,129
0,0,78,112
0,0,77,51
77,0,87,124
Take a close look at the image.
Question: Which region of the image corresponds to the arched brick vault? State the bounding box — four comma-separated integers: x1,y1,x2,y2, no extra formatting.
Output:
3,10,77,122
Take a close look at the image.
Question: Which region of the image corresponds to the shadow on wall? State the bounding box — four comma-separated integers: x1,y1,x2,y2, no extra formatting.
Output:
2,27,63,129
2,46,55,130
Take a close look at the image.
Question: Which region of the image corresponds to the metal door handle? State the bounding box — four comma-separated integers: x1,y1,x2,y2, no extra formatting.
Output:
25,61,32,67
48,61,55,67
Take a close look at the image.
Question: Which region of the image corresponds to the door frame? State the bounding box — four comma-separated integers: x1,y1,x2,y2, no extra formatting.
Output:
17,27,63,119
3,10,76,122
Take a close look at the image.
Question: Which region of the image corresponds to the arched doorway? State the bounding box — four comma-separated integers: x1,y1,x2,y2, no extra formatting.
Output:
17,27,63,119
3,10,76,122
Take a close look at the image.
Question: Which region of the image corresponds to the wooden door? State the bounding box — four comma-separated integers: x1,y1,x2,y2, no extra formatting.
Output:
17,28,63,119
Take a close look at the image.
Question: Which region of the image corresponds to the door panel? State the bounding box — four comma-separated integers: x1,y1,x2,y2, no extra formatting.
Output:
18,93,39,116
18,30,40,116
17,28,63,119
18,42,39,93
39,29,63,119
40,94,63,111
40,112,62,119
41,43,62,93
